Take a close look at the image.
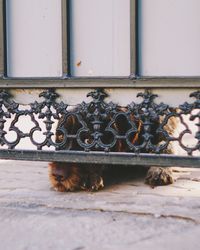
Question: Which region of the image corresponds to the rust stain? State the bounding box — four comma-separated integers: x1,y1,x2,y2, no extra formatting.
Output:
12,89,42,95
76,61,82,67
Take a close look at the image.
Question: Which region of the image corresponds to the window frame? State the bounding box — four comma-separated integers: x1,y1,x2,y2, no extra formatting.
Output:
0,0,200,89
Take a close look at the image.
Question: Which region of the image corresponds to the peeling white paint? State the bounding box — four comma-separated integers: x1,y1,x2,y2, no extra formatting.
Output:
10,89,196,106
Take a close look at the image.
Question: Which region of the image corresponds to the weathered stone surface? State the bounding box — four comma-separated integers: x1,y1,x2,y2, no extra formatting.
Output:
0,160,200,250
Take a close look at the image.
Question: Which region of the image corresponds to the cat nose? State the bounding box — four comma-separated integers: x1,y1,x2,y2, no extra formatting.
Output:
55,175,63,182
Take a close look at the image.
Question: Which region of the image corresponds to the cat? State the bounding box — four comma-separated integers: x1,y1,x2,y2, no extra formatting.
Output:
49,108,175,192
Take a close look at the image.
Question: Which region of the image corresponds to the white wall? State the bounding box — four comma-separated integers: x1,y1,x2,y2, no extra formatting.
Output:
6,0,62,77
70,0,130,77
139,0,200,76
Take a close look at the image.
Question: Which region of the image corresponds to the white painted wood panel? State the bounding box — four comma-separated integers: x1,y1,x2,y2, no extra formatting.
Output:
139,0,200,76
70,0,130,77
6,0,62,77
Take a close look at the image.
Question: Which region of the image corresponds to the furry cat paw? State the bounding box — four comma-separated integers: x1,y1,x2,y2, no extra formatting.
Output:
145,166,174,187
80,171,104,191
89,175,104,191
86,166,104,191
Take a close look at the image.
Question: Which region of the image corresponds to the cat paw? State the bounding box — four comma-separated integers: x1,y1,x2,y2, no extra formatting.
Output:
89,175,104,191
145,166,174,187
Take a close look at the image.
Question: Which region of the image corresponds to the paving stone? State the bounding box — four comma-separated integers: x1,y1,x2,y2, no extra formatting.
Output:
0,160,200,250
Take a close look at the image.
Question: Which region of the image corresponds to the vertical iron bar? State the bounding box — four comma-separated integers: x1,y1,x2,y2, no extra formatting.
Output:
62,0,68,77
135,0,140,77
130,0,136,78
0,0,5,77
66,0,71,77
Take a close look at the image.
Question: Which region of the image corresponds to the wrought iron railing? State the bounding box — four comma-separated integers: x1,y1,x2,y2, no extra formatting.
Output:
0,88,199,167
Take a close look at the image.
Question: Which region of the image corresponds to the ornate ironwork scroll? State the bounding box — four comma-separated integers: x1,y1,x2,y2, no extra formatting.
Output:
0,88,199,157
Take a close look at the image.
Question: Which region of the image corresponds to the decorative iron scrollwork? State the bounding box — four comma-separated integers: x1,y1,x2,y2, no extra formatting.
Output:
0,88,199,156
0,90,27,149
178,91,200,155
